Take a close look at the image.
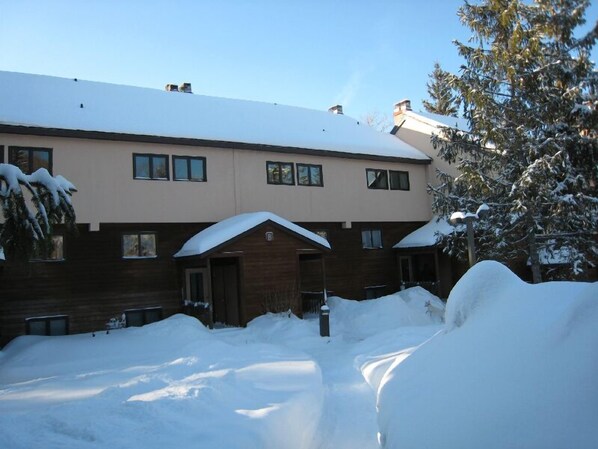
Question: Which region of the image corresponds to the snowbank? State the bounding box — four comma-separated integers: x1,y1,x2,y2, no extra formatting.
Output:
377,261,598,449
328,287,445,341
0,314,323,449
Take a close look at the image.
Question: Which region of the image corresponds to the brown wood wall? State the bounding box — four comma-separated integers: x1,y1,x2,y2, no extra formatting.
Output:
0,220,424,345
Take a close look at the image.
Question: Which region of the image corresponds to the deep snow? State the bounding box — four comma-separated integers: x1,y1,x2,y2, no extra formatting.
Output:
376,261,598,449
0,288,441,449
1,264,595,449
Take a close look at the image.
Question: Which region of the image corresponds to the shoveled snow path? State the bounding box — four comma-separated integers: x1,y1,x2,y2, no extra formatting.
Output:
215,318,440,449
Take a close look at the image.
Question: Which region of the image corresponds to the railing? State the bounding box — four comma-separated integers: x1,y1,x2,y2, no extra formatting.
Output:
301,291,328,314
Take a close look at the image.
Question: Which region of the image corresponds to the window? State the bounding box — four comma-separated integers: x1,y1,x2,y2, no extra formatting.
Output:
0,145,4,163
26,315,69,336
125,307,163,327
365,285,386,299
173,156,206,182
361,229,382,249
297,164,323,186
122,232,157,258
9,146,52,174
390,170,410,191
133,153,169,180
31,235,64,261
366,169,388,189
267,161,295,185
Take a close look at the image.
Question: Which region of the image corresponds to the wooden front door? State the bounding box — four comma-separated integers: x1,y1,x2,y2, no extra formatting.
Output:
210,258,241,326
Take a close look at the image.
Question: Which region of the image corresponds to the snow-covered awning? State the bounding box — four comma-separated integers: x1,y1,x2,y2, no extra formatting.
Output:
174,211,331,258
393,217,454,249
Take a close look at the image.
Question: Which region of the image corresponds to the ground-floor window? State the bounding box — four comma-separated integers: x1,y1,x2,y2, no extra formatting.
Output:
365,285,386,299
26,315,69,336
361,229,382,249
124,307,163,327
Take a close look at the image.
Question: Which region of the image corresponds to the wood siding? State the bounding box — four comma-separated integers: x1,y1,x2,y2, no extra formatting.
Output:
0,220,423,345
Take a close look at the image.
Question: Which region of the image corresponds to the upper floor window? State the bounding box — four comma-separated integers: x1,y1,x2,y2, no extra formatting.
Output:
0,145,4,163
9,146,52,174
390,170,410,191
133,154,169,180
267,161,294,185
366,169,388,190
173,156,206,182
361,229,382,249
31,235,64,261
297,164,323,187
122,232,157,258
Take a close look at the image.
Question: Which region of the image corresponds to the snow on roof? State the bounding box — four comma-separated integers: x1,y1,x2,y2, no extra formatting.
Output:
0,71,429,162
393,217,454,249
174,211,331,258
403,109,469,132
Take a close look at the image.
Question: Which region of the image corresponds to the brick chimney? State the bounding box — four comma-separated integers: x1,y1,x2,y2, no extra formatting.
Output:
328,104,343,115
179,83,193,94
165,84,179,92
393,99,412,117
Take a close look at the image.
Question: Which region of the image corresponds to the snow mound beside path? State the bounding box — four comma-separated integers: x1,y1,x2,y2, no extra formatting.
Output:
377,261,598,449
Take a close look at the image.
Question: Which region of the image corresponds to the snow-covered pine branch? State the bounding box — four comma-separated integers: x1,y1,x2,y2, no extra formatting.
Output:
0,163,77,260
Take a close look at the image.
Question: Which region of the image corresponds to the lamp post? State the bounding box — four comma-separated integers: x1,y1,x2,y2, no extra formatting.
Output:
449,204,489,267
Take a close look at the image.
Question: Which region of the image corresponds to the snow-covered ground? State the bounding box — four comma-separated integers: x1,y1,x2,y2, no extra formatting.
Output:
0,287,442,449
1,262,596,449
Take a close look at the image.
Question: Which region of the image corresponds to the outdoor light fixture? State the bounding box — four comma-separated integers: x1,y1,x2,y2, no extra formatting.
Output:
449,204,489,267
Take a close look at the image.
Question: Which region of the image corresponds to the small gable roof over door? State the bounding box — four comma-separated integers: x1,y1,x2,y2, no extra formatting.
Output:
174,211,331,258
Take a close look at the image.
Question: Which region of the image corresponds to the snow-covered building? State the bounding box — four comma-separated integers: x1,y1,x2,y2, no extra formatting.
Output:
0,71,438,342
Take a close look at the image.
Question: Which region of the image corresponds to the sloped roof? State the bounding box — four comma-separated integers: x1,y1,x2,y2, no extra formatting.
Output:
393,217,454,249
0,71,430,162
400,110,469,131
174,211,331,258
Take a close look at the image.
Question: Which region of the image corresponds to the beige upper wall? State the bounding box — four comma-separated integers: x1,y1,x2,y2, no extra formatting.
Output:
394,117,461,183
1,134,432,226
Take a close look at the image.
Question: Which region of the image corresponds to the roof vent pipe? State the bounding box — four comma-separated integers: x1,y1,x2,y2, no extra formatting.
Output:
328,104,343,115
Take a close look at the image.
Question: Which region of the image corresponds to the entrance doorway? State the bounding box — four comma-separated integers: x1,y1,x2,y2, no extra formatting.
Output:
210,258,241,326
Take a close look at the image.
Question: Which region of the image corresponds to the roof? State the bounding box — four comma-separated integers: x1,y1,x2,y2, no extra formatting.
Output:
0,71,430,163
393,217,454,249
393,110,469,134
174,211,331,258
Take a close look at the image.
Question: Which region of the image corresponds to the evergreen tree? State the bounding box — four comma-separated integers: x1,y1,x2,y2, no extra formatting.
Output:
430,0,598,282
0,164,77,260
423,62,460,116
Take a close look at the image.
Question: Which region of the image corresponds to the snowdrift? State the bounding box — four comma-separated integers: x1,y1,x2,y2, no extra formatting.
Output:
0,314,323,449
377,261,598,449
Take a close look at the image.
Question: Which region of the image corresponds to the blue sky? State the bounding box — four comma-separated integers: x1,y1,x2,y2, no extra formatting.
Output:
1,0,596,122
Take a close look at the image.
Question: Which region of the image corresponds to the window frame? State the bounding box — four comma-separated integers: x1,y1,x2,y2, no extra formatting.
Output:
124,307,163,327
266,161,295,185
8,146,53,175
361,229,383,249
133,153,170,181
296,163,324,187
30,234,65,262
389,170,410,191
172,155,207,182
365,285,387,300
366,168,388,190
25,315,69,336
122,232,158,259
